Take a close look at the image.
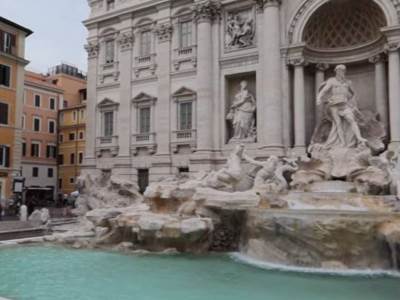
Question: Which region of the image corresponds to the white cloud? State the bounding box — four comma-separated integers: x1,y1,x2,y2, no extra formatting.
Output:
1,0,89,73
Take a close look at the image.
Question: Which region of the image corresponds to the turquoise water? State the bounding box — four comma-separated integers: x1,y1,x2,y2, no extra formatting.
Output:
0,246,399,300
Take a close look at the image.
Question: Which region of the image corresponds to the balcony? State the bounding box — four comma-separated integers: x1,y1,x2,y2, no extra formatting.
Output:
171,129,197,153
99,61,119,84
95,135,119,157
173,46,197,71
131,132,157,155
134,54,157,78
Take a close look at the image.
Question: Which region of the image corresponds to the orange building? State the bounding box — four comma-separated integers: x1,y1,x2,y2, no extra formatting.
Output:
48,64,86,195
0,17,32,200
22,71,63,202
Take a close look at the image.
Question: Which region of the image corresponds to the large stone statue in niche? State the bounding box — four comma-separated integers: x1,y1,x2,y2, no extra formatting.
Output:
292,64,388,194
226,11,255,49
310,64,383,152
227,80,257,143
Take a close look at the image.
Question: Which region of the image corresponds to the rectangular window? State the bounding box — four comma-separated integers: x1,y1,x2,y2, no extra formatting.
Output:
46,145,57,159
0,102,8,125
48,168,54,178
79,152,83,164
138,169,149,194
139,107,151,134
106,0,115,10
79,131,84,140
104,111,114,137
58,178,62,189
180,20,192,48
69,133,75,141
63,100,68,108
0,145,10,168
179,102,192,130
70,177,75,184
73,111,77,121
22,142,26,157
59,134,64,143
70,153,75,165
34,95,41,107
32,167,39,178
2,32,15,54
31,143,40,157
49,98,56,110
0,64,11,87
33,117,41,132
48,120,56,134
21,114,25,129
140,30,152,57
105,40,115,64
58,154,64,165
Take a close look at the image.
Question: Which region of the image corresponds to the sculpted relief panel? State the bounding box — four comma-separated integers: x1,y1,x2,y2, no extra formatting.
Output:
225,7,256,50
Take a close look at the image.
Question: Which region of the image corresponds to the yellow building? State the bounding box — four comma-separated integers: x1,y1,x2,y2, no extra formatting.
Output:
0,17,32,199
48,64,86,196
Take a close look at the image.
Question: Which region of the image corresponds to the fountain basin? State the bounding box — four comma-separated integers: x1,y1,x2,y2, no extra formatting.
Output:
0,246,399,300
241,209,400,270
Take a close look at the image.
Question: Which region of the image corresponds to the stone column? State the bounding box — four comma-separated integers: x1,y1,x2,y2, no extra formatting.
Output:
290,58,307,154
315,63,329,98
193,0,221,152
369,54,388,134
154,21,173,156
386,42,400,149
117,25,134,158
258,0,284,154
84,41,100,165
314,63,329,124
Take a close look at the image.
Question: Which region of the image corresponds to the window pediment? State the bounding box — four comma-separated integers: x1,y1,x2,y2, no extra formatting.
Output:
173,87,196,102
132,92,157,106
98,98,119,110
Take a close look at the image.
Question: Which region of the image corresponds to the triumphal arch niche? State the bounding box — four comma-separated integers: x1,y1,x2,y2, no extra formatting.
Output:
286,0,400,154
285,0,400,193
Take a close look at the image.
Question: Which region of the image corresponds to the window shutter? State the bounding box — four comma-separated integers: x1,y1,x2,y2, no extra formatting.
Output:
31,144,35,157
10,34,16,46
0,31,3,52
0,103,8,124
5,146,10,168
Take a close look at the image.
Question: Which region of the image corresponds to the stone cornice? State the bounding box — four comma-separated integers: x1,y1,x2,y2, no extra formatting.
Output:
192,0,222,23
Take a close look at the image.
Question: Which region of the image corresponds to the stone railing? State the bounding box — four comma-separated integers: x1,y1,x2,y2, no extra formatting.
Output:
173,46,197,71
131,132,157,155
95,135,119,157
171,129,197,153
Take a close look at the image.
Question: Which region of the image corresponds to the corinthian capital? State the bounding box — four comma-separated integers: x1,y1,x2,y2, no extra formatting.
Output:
84,41,100,59
368,53,386,64
118,31,135,51
256,0,282,11
192,0,222,23
154,22,173,43
385,42,400,53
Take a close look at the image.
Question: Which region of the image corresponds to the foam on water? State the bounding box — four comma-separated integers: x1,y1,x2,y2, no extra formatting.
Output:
231,252,400,278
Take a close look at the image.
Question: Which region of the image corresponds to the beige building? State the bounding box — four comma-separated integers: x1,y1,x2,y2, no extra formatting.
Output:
22,71,63,201
83,0,400,192
0,17,32,199
49,64,87,195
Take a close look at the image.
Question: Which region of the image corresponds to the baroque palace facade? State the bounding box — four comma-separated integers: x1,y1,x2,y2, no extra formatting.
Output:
83,0,400,190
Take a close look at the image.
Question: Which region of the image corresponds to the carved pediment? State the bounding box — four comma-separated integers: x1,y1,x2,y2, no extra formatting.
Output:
132,92,157,105
98,98,119,108
172,87,196,101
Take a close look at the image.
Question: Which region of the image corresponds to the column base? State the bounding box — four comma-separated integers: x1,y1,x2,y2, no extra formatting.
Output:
388,141,400,151
258,145,286,156
289,146,308,158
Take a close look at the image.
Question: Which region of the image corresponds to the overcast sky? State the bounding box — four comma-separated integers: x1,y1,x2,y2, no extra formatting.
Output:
1,0,89,73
